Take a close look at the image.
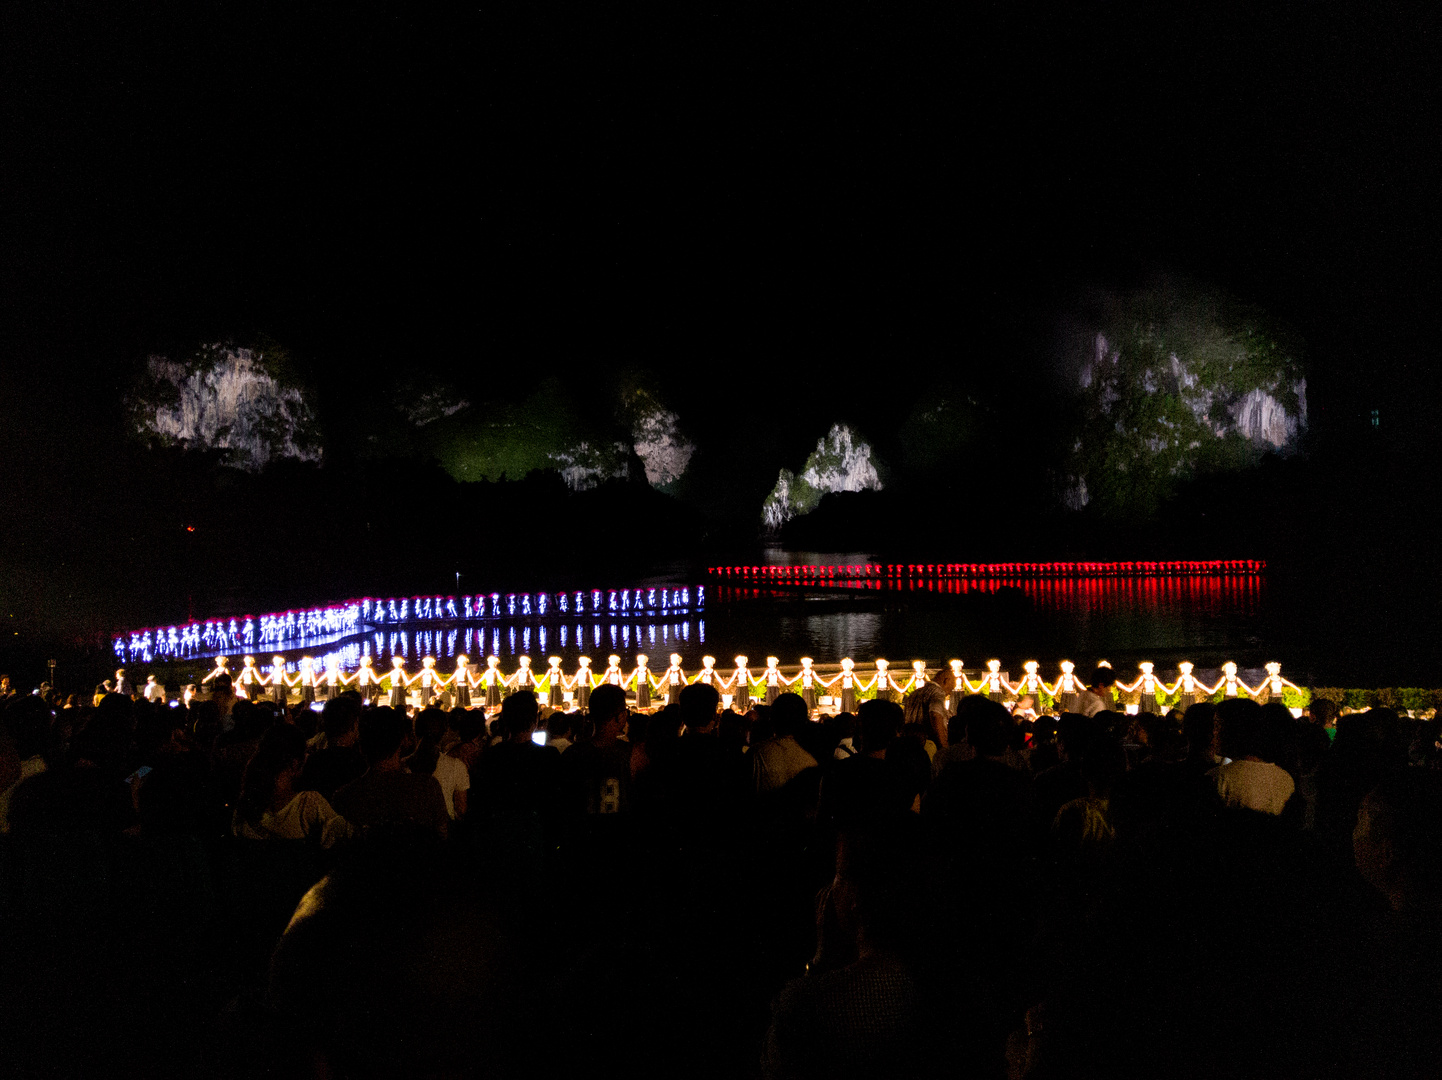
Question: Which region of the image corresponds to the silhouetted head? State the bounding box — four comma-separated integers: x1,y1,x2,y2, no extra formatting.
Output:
679,681,721,731
238,724,308,826
1183,702,1216,758
1307,697,1338,728
964,698,1012,757
857,698,903,755
884,735,933,809
358,707,406,766
771,692,808,736
321,694,362,742
588,684,627,735
498,691,538,738
1215,698,1264,761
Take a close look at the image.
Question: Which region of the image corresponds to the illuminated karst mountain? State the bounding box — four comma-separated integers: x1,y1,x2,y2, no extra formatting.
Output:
762,423,884,528
132,344,321,471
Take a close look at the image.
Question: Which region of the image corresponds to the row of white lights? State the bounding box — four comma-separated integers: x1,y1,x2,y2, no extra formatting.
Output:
112,587,704,664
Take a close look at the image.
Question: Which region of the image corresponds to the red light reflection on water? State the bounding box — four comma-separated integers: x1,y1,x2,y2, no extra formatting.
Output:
712,573,1264,617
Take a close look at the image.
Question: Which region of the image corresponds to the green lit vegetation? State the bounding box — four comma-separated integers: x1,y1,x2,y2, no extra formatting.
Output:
1070,282,1305,519
423,379,629,484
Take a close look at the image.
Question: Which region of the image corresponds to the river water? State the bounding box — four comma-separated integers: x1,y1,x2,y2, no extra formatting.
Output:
131,564,1293,690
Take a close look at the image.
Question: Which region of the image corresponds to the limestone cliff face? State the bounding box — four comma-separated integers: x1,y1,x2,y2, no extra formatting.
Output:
762,424,883,528
401,385,470,427
1067,285,1307,515
631,404,694,490
1080,334,1306,453
1230,384,1306,449
621,388,695,492
547,441,633,491
136,345,321,470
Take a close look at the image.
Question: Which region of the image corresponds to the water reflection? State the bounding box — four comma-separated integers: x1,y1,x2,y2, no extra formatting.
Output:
189,616,710,672
712,574,1264,615
138,574,1270,675
703,574,1268,670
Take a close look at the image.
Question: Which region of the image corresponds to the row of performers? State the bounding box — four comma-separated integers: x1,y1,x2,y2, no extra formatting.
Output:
203,654,1302,714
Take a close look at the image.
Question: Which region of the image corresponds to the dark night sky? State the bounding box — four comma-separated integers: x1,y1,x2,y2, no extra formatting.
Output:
3,2,1439,435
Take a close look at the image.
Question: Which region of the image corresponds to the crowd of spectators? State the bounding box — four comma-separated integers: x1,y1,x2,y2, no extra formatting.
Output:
1,667,1440,1078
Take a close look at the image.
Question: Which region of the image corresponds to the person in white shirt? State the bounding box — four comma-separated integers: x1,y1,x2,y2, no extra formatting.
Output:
1206,699,1295,816
545,709,574,754
234,725,352,847
407,709,470,819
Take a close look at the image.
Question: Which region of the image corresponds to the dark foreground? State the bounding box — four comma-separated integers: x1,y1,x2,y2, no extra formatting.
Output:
1,684,1439,1079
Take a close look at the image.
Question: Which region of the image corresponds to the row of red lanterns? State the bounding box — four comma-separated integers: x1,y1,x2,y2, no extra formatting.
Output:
707,560,1265,578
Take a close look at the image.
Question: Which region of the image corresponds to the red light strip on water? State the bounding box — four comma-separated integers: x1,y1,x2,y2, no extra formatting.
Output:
706,560,1265,579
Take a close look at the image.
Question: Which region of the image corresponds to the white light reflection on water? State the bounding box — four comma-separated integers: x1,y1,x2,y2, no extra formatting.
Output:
157,576,1266,674
214,618,713,671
